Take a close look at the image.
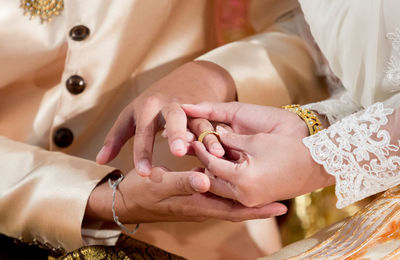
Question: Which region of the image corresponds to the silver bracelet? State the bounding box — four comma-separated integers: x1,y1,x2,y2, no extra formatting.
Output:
108,175,140,235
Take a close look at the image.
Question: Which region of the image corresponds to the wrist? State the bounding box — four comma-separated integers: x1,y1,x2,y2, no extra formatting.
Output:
84,171,122,224
282,104,324,136
84,176,115,223
192,60,237,102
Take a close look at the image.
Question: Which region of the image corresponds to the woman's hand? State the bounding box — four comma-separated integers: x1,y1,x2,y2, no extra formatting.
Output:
183,102,335,207
182,101,310,138
193,127,335,207
85,168,288,224
96,61,235,176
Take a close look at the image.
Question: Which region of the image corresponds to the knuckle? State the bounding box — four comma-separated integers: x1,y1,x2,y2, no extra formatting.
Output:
167,108,183,119
206,162,217,174
195,119,212,132
143,95,162,109
175,176,191,194
135,126,154,137
165,203,180,216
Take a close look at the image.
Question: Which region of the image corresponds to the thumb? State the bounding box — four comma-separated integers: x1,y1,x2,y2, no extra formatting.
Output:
162,170,211,195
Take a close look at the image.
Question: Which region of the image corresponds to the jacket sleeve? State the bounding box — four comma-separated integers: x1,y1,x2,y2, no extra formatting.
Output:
197,31,328,107
0,136,116,252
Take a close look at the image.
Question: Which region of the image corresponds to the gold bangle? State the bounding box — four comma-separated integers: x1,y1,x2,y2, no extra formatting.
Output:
282,104,323,135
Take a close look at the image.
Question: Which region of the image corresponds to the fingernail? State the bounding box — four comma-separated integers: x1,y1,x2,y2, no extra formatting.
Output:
96,146,106,163
137,160,151,176
216,125,228,134
212,143,224,156
190,176,205,192
171,139,185,153
274,207,288,216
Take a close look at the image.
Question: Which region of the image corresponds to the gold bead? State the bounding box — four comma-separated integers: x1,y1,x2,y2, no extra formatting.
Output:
20,0,63,23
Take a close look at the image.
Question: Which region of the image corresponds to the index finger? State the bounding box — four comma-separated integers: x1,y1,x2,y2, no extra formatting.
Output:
162,103,189,157
192,141,238,182
181,102,240,124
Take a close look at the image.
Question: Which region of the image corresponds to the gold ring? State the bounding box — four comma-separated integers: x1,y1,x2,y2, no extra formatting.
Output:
198,130,220,143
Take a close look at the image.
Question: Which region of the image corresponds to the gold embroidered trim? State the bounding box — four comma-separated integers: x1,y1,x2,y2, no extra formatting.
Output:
289,186,400,259
20,0,63,23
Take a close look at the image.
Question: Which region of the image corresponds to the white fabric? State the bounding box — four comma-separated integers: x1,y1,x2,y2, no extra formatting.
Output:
299,0,400,208
303,103,400,208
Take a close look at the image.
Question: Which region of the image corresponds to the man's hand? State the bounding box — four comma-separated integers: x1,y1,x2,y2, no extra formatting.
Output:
85,168,287,224
96,61,235,176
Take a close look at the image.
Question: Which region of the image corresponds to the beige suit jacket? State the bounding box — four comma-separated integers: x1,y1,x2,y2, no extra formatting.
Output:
0,0,326,258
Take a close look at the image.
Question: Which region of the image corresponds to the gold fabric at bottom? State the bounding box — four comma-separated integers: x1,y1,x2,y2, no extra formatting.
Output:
263,185,400,259
58,235,185,260
278,186,373,246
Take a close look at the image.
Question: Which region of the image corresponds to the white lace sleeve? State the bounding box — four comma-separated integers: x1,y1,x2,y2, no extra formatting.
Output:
303,102,400,209
303,90,362,125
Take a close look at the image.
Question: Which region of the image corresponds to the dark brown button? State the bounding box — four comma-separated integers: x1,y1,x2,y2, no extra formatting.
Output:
66,75,85,95
69,25,90,41
53,128,74,148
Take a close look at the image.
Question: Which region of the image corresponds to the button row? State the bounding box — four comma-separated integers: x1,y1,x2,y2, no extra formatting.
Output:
56,25,90,148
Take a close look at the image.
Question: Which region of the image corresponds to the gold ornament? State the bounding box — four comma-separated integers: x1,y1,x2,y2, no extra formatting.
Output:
20,0,64,23
282,104,324,136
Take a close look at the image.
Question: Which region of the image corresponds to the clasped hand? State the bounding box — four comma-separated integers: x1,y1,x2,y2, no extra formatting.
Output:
183,102,336,207
92,62,287,224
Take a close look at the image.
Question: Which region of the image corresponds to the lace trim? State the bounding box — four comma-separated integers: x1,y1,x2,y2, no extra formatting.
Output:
303,103,400,208
384,27,400,86
303,92,361,125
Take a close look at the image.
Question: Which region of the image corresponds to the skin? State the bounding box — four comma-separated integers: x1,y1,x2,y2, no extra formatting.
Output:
96,61,235,176
84,168,288,224
182,102,335,207
88,61,288,227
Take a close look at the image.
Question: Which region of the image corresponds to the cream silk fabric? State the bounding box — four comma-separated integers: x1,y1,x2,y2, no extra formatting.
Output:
0,0,329,259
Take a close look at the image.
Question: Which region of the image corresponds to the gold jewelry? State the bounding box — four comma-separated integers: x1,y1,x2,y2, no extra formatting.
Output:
282,104,323,135
20,0,64,23
198,130,220,143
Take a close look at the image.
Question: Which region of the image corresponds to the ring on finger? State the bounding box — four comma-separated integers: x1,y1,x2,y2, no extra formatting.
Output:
198,130,220,143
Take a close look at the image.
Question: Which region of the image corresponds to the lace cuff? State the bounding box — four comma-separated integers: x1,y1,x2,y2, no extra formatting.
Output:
303,102,400,208
303,90,362,125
